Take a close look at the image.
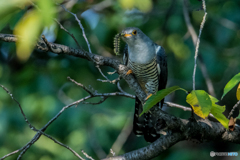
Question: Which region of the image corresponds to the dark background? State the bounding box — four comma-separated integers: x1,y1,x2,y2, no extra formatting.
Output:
0,0,240,159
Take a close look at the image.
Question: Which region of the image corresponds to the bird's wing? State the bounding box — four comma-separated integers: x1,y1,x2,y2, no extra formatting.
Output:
123,44,128,65
155,44,168,107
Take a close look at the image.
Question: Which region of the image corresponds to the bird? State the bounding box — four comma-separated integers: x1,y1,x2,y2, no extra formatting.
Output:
120,27,168,142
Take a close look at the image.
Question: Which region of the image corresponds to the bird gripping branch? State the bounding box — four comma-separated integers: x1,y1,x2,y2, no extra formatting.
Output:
118,27,168,142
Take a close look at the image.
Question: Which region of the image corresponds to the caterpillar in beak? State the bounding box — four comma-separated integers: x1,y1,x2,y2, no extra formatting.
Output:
113,33,122,55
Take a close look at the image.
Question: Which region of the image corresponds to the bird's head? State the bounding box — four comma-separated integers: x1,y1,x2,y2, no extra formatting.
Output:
121,27,146,46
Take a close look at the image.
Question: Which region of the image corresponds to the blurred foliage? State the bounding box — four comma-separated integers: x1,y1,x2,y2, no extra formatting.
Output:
1,0,240,160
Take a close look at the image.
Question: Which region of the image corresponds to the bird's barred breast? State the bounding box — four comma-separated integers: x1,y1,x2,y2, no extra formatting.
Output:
128,57,159,94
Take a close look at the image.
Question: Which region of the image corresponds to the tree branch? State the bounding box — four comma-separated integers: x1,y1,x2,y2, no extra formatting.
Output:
228,100,240,119
0,33,147,104
103,132,184,160
103,111,240,160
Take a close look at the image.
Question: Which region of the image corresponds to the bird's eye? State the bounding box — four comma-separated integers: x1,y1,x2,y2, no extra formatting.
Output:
132,30,137,35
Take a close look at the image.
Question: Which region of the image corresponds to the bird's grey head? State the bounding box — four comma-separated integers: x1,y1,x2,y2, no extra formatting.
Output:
121,27,150,46
120,27,156,63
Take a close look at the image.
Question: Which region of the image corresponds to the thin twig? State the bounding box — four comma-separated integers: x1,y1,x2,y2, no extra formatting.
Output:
228,100,240,119
60,5,92,54
83,96,108,105
97,77,120,84
183,0,215,96
107,70,117,75
192,0,207,90
82,150,94,160
165,102,215,118
42,35,53,52
165,102,191,111
96,65,120,84
117,82,125,93
54,19,82,49
97,65,111,81
68,76,134,99
68,76,93,95
0,85,36,131
38,130,85,160
117,82,130,96
110,149,115,156
0,150,20,160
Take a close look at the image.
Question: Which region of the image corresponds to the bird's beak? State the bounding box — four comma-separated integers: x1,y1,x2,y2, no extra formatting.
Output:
123,33,132,37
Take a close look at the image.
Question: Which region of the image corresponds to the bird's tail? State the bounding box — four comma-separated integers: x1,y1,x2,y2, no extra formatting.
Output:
133,97,144,136
143,112,160,142
133,97,160,142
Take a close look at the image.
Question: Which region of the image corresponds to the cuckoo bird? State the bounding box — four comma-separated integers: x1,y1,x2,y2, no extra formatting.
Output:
121,27,168,142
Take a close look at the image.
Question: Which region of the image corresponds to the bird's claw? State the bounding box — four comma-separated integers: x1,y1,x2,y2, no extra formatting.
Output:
126,70,133,75
145,94,152,101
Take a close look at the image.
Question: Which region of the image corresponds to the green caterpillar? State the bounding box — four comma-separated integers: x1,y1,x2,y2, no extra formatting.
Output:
113,33,123,55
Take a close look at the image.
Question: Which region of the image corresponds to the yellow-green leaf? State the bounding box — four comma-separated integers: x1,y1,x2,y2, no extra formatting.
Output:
221,73,240,99
13,10,42,61
186,90,212,119
237,83,240,100
140,86,187,116
209,95,229,129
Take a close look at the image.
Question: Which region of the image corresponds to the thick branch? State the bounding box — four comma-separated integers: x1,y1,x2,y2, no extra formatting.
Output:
103,111,240,160
103,132,184,160
155,111,240,143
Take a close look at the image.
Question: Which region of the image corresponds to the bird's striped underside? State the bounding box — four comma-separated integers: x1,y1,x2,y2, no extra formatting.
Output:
128,57,160,142
128,57,159,94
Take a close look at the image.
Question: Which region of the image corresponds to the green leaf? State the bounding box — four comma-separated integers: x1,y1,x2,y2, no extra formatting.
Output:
209,95,229,129
186,90,212,119
236,110,240,120
37,0,56,26
140,86,186,116
221,73,240,99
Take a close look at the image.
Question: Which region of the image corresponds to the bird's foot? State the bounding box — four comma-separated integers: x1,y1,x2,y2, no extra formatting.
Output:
126,69,133,75
145,94,152,101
